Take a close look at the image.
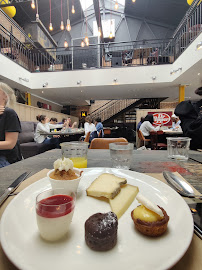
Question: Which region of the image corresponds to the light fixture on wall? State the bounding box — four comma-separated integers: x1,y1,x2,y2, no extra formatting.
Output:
114,1,119,10
66,0,71,31
196,41,202,50
19,77,29,82
49,0,53,31
170,67,182,75
31,0,35,9
43,82,48,87
60,0,64,30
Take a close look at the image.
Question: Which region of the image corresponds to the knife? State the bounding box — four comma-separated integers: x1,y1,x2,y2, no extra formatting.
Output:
0,172,30,206
163,171,202,199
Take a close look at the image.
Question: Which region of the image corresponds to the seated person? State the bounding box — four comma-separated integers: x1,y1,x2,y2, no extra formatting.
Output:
137,117,145,131
139,114,161,139
0,83,22,167
67,117,77,129
170,114,182,131
84,116,96,138
50,117,58,124
34,115,66,148
94,117,104,137
175,86,202,150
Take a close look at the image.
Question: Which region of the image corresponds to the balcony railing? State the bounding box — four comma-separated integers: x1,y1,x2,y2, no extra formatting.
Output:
0,0,202,72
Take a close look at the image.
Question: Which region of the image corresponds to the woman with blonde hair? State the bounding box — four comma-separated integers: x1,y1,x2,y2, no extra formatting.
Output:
0,82,22,167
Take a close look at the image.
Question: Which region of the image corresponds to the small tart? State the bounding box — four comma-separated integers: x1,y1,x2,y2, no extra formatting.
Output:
131,205,169,237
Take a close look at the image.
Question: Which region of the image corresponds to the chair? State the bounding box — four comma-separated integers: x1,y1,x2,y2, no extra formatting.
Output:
89,138,128,149
84,132,90,143
138,130,151,147
150,131,167,150
104,128,111,137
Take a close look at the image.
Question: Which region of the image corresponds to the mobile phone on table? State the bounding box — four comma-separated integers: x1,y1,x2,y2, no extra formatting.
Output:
188,203,202,239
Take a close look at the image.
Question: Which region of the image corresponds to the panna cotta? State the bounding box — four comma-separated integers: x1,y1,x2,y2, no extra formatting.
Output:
36,193,75,241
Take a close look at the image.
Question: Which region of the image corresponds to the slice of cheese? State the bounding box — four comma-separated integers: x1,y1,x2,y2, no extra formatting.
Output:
109,184,139,219
86,173,127,199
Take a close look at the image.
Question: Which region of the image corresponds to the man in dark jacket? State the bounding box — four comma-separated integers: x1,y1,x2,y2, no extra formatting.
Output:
175,87,202,150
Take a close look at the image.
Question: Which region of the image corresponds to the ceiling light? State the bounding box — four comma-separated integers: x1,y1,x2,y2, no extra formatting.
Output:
77,80,81,85
49,23,53,31
132,0,136,2
64,39,68,48
98,27,102,37
109,32,113,39
72,5,75,14
81,40,85,47
196,41,202,50
66,19,71,31
152,76,156,80
198,73,201,76
31,0,35,9
114,78,117,83
60,21,64,30
114,1,119,10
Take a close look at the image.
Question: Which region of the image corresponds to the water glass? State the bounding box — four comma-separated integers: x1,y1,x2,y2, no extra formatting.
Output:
109,142,134,169
60,141,89,168
167,137,191,161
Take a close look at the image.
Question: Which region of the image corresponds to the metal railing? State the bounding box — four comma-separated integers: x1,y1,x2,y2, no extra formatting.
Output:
91,99,137,122
0,1,202,72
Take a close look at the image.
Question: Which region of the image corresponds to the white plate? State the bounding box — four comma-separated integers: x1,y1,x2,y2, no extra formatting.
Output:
0,168,193,270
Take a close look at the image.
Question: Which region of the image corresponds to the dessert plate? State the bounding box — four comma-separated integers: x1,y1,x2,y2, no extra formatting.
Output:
0,168,193,270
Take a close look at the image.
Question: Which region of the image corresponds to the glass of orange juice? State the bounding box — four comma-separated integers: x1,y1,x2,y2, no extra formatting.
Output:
60,142,89,168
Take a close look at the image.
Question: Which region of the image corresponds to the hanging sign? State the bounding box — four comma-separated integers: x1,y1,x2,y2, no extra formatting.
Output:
148,112,172,126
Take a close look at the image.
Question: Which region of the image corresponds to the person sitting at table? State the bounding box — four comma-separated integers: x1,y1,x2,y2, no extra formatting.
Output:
50,117,58,124
34,115,65,148
84,115,96,138
169,114,182,131
0,82,22,168
94,117,104,137
139,114,161,139
137,117,145,131
67,117,77,129
175,86,202,150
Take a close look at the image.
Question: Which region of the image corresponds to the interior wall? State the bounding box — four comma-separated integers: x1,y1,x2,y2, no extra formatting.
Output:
10,103,78,124
31,95,63,113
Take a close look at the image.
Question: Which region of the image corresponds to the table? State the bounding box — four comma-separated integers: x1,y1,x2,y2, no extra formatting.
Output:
40,129,84,136
163,129,183,135
0,149,202,270
0,149,202,195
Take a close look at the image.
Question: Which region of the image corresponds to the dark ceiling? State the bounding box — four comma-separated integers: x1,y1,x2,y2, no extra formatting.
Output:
12,0,190,35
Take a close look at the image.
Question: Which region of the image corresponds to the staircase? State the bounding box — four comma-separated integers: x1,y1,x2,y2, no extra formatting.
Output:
90,99,137,122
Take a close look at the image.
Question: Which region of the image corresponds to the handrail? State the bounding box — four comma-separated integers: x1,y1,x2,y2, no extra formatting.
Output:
91,99,137,122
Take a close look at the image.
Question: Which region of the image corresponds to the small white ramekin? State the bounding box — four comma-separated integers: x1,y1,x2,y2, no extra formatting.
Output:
47,168,83,194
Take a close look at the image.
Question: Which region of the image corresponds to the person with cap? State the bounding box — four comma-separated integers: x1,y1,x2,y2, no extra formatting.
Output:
170,114,181,131
174,86,202,150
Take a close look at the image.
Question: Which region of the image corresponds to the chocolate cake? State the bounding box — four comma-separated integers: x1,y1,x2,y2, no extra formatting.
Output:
85,212,118,251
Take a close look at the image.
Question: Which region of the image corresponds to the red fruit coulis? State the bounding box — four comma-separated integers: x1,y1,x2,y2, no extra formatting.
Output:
36,195,74,218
